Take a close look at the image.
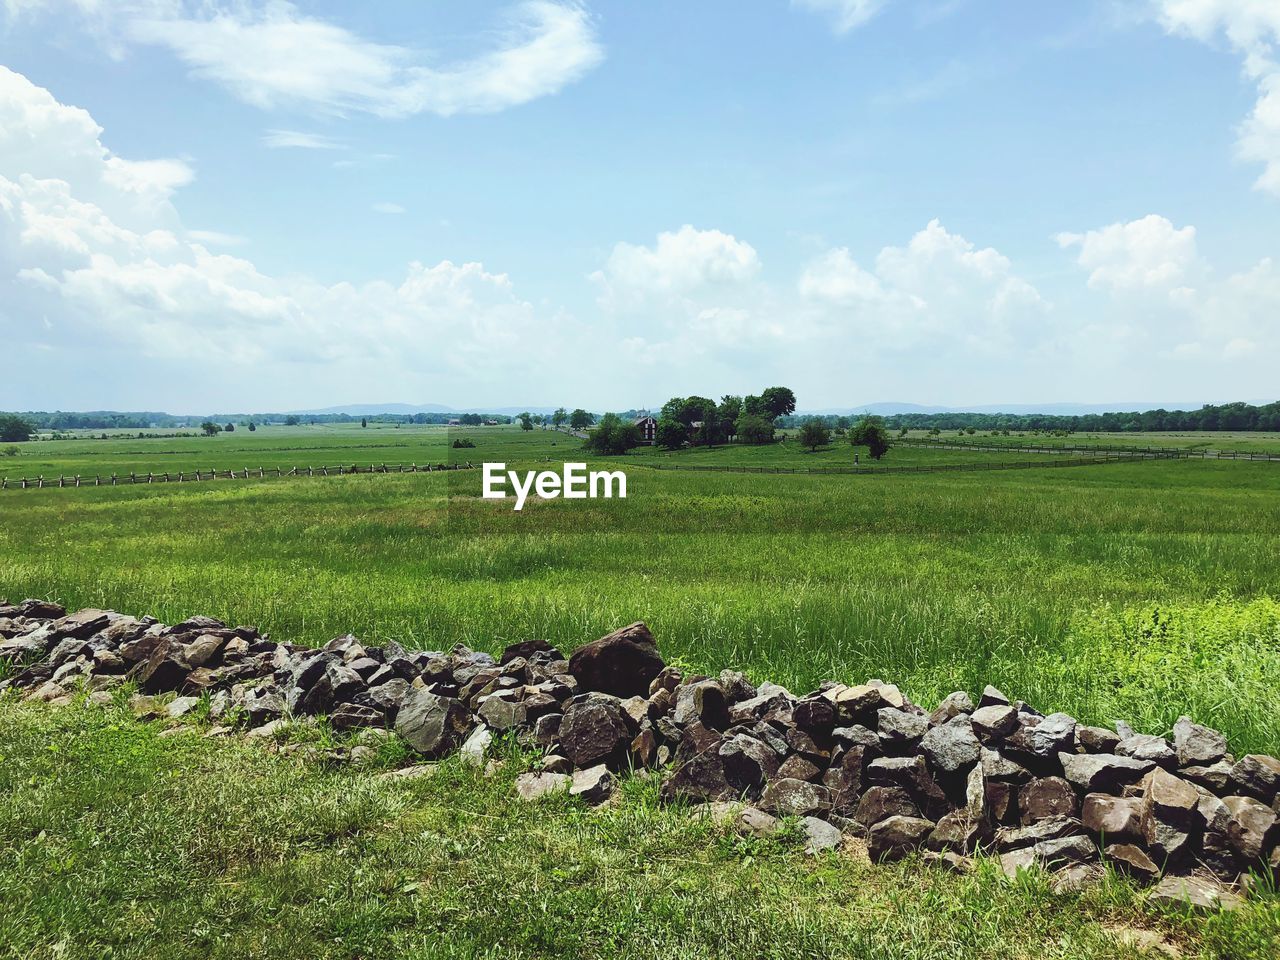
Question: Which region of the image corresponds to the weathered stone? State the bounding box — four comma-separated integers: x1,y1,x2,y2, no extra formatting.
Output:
792,695,837,734
868,815,934,862
330,702,384,731
1051,862,1105,894
1173,716,1228,768
854,786,919,828
999,847,1038,877
570,764,614,804
515,771,570,801
1104,842,1159,880
719,732,782,791
776,755,822,783
927,811,991,853
567,622,664,699
559,696,632,768
1075,725,1121,754
802,816,843,853
1059,752,1154,792
1223,795,1277,862
532,712,562,747
1018,777,1077,824
929,691,974,725
823,746,866,814
1034,835,1097,867
458,725,493,766
1230,754,1280,803
877,707,928,748
997,816,1081,851
760,778,831,818
920,718,980,775
979,747,1031,783
394,689,471,757
970,704,1019,741
978,685,1010,708
736,806,782,838
1148,875,1243,912
718,669,757,704
1116,734,1176,768
541,754,573,774
166,695,200,719
1028,713,1076,757
1140,768,1200,863
674,680,730,730
1081,794,1143,840
662,750,733,803
477,694,526,731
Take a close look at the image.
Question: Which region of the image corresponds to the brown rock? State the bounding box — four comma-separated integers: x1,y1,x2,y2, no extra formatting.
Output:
1081,794,1143,841
1019,777,1078,824
1223,795,1278,862
1104,843,1159,880
567,622,664,699
868,815,934,862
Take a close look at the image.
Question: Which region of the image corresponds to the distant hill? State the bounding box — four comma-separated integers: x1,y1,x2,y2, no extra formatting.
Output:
286,403,561,416
801,401,1273,417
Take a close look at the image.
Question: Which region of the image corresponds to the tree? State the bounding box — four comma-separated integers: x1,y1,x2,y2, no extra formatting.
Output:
519,412,534,431
224,422,235,432
285,415,301,426
361,417,368,428
201,421,220,437
798,418,830,451
248,422,257,432
760,386,797,420
736,414,775,445
552,407,567,430
655,416,687,450
583,413,640,455
0,415,35,443
850,417,889,460
742,394,764,417
569,408,593,431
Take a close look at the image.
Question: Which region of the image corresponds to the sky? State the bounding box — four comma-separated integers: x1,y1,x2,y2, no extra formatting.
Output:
1,0,1278,414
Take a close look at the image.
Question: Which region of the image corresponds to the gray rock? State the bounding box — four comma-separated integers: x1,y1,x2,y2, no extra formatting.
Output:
1059,752,1154,792
854,786,919,827
970,705,1019,740
1116,734,1176,768
570,764,614,804
1029,713,1077,756
559,695,632,768
978,685,1010,708
1148,875,1243,912
802,816,843,853
394,688,471,757
737,806,782,838
1230,754,1280,803
1081,794,1143,840
868,815,934,862
760,778,832,818
459,725,493,766
1104,842,1159,880
1018,776,1078,824
1173,716,1228,768
997,816,1081,851
515,771,570,801
329,702,384,731
877,707,928,747
165,695,200,719
920,718,980,775
1075,725,1121,754
1034,835,1097,867
1223,795,1277,862
674,680,730,730
929,691,974,725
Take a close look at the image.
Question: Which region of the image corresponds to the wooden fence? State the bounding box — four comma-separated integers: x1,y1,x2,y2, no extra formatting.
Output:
0,461,479,491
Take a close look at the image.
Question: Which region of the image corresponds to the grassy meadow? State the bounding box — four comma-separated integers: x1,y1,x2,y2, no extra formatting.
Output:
2,425,1280,958
899,429,1280,455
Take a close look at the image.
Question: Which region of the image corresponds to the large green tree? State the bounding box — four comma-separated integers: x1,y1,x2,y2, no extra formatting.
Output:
735,415,775,445
551,407,567,430
569,409,593,431
797,418,830,452
850,416,889,460
760,386,797,419
655,417,687,450
583,413,640,455
0,415,35,443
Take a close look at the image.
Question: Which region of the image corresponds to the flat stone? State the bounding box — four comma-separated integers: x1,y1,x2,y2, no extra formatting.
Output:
970,705,1019,740
1148,875,1243,912
1082,794,1143,840
166,695,200,718
1117,734,1176,768
737,806,782,839
1173,716,1228,768
458,725,493,766
1105,843,1159,881
1059,752,1154,792
1075,725,1121,754
868,815,934,862
515,771,571,801
802,816,843,853
760,778,832,818
1019,776,1077,824
569,764,614,804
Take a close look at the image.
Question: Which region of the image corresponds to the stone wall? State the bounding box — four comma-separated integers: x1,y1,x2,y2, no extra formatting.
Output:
2,599,1276,912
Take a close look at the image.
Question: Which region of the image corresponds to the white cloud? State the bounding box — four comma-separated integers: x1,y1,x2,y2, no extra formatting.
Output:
800,220,1047,349
593,225,761,309
0,65,569,392
793,0,887,34
186,229,246,246
372,202,405,215
1154,0,1280,195
262,129,344,150
4,1,603,119
1055,214,1200,294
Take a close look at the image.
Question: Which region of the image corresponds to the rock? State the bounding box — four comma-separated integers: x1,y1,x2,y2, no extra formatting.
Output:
978,685,1010,708
1173,716,1228,768
802,816,843,853
1181,761,1234,794
1230,754,1280,803
567,622,664,699
920,718,980,775
541,754,573,774
379,764,438,782
515,771,570,801
500,639,562,665
718,669,757,704
1034,835,1097,867
1223,795,1277,862
662,750,733,803
854,786,919,828
570,764,614,804
1028,713,1076,757
558,695,632,768
970,705,1019,741
823,747,866,814
997,816,1081,851
532,712,562,748
922,850,974,874
166,695,200,719
674,680,730,730
394,689,471,757
980,748,1030,783
1059,752,1154,792
929,691,974,725
737,807,782,839
476,695,526,732
1081,794,1143,841
793,695,837,734
1140,769,1200,864
459,725,493,766
1116,734,1176,768
1019,777,1077,824
928,811,991,853
776,755,822,783
1104,842,1159,880
877,707,929,748
868,815,934,862
1051,863,1105,894
760,778,832,818
999,848,1038,878
329,703,384,731
1148,875,1243,912
247,718,288,739
1075,725,1121,754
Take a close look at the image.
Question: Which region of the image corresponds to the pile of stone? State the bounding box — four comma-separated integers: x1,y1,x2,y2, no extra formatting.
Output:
2,600,1276,910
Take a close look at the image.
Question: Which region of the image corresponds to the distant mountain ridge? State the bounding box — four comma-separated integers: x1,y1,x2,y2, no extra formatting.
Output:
801,401,1276,417
286,403,561,416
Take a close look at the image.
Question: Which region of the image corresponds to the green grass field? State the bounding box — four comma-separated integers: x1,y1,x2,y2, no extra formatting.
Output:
900,430,1280,455
2,426,1279,958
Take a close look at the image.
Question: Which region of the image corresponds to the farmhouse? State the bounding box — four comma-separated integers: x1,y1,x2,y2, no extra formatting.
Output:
633,415,656,444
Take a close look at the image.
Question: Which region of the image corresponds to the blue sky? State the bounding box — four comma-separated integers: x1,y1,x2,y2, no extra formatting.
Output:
1,1,1277,413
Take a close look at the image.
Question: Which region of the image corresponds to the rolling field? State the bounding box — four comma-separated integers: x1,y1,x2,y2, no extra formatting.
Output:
899,430,1280,455
2,426,1279,958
